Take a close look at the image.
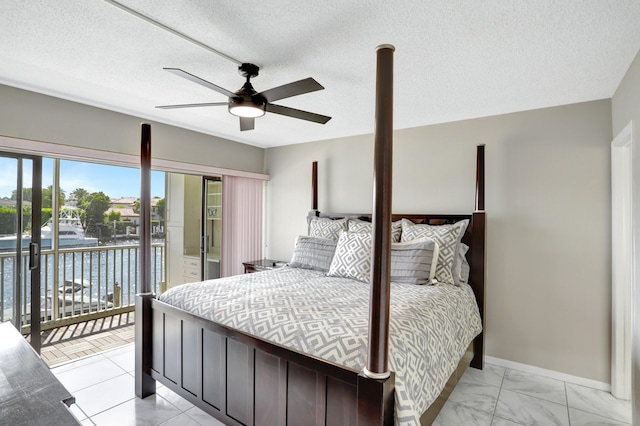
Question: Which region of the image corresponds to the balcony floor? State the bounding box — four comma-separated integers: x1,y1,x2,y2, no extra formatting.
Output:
38,312,135,367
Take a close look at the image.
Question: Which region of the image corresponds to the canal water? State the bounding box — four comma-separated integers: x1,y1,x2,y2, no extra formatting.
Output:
0,240,165,321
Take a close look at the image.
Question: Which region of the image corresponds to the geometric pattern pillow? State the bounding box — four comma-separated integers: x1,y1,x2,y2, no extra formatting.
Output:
400,219,469,285
392,220,402,243
289,235,338,272
327,231,372,283
309,217,348,240
347,218,402,242
347,218,371,234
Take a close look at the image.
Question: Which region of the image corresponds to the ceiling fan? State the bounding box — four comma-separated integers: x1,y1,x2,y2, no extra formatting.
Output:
156,63,332,131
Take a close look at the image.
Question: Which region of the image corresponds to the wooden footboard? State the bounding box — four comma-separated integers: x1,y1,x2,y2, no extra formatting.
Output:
144,297,394,426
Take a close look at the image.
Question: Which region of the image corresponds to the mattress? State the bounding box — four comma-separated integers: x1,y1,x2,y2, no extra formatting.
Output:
159,266,482,425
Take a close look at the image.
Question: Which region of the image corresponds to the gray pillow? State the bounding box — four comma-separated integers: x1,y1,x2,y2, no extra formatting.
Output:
289,235,337,272
401,218,469,285
309,217,347,240
390,239,439,285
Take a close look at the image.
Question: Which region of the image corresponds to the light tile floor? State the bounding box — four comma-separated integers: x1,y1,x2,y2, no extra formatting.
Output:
52,345,632,426
434,363,632,426
51,343,224,426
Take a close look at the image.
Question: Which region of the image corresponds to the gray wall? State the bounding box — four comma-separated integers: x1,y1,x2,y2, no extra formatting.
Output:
0,84,264,174
265,99,613,383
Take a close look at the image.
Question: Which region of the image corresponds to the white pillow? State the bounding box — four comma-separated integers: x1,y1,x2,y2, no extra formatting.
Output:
455,243,470,284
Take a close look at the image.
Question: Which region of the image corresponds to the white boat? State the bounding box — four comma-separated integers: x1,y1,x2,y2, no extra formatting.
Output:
41,279,113,319
11,279,115,322
0,210,99,252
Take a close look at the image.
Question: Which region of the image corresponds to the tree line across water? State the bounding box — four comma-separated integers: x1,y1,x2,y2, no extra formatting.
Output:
0,187,165,239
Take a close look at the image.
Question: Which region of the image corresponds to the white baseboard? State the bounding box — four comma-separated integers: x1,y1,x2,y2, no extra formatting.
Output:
484,356,611,393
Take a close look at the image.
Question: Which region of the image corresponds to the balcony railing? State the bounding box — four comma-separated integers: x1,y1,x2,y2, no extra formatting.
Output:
0,242,165,333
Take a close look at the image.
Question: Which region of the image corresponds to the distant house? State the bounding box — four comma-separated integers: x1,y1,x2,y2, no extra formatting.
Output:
106,197,162,234
0,199,32,208
106,197,139,227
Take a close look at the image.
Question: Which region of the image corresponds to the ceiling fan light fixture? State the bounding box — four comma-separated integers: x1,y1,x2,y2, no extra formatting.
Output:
228,102,265,118
228,91,266,118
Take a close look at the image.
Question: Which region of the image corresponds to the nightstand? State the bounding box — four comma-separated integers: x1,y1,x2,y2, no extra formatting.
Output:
243,259,287,274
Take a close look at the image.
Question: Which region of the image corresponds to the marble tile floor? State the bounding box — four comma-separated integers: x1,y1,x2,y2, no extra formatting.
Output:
52,344,631,426
434,363,632,426
51,343,224,426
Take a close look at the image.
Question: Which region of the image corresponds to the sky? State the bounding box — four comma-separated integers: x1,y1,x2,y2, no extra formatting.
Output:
0,157,166,200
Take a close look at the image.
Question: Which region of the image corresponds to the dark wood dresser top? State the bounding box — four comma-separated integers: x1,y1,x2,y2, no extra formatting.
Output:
0,322,79,425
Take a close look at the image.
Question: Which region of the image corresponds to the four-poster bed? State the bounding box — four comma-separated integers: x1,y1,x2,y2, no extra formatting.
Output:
135,46,486,425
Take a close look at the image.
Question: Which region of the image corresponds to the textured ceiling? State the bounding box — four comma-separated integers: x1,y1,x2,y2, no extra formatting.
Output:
1,1,639,148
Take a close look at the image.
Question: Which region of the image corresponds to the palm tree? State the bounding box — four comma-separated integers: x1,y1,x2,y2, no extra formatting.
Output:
70,188,90,204
42,186,65,208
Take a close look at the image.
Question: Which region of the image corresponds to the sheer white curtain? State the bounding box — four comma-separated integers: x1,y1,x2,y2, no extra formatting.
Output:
221,176,263,277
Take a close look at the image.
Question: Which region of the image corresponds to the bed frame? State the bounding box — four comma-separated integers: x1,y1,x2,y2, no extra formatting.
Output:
135,46,486,426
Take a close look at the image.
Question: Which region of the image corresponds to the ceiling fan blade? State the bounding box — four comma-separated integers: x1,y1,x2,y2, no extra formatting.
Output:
164,68,235,98
156,102,228,109
258,78,324,103
266,103,331,124
239,117,255,131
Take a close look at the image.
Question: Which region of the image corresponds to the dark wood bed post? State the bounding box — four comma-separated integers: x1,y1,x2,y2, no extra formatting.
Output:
307,161,320,225
470,144,486,369
475,145,485,211
358,44,396,426
366,44,395,379
135,123,156,398
312,161,318,211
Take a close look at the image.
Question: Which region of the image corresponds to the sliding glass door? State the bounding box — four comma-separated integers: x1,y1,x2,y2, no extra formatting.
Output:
0,151,42,352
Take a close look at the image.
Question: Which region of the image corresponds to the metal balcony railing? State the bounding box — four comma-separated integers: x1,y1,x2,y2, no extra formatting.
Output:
0,243,165,333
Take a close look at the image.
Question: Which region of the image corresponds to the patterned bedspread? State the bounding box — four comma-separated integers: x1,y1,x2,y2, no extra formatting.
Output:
159,267,482,425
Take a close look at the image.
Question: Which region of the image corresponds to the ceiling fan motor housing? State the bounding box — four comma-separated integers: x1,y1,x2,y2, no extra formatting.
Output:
238,63,260,79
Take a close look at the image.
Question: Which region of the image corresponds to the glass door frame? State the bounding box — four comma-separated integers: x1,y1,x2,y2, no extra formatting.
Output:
201,176,222,281
0,151,42,353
